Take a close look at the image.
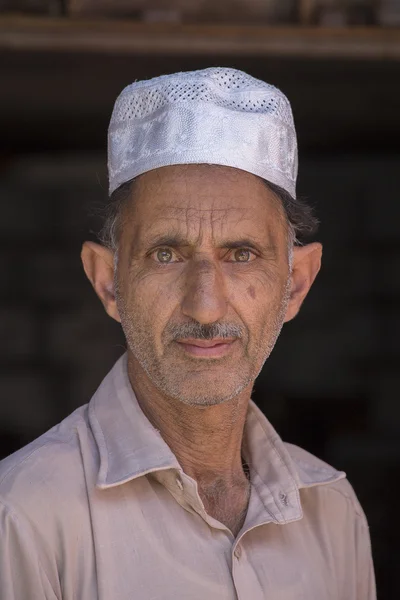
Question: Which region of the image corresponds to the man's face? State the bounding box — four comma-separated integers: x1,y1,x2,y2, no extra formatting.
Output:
114,165,292,406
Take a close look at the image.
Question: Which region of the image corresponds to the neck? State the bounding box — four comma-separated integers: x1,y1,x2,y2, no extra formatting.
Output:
126,353,252,485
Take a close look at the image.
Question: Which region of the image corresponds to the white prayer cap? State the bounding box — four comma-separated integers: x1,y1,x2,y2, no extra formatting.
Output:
108,67,298,198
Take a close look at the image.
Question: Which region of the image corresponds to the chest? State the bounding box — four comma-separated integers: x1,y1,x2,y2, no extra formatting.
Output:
64,479,346,600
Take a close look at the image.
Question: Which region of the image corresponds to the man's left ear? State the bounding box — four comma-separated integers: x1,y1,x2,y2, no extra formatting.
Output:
284,242,322,323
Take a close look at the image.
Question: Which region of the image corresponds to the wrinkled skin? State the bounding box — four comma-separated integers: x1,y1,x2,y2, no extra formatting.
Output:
114,165,293,406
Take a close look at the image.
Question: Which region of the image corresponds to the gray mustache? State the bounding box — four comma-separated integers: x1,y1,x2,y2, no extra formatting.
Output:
168,321,244,341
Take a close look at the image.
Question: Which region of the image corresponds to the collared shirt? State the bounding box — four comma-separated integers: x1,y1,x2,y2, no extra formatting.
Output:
0,355,376,600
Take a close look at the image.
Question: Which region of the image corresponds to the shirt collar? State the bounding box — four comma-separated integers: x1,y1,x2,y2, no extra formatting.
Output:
89,354,345,524
89,354,181,489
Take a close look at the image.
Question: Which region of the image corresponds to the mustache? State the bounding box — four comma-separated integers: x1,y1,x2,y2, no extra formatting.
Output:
167,321,244,341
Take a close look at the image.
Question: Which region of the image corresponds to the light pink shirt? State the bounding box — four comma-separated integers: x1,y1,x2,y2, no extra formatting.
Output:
0,355,376,599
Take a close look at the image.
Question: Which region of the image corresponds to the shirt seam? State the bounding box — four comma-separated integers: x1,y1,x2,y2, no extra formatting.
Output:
316,484,368,525
0,497,60,599
0,432,74,487
76,421,100,597
88,398,110,484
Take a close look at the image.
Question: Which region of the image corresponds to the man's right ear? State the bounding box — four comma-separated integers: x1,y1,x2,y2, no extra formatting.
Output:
81,242,121,323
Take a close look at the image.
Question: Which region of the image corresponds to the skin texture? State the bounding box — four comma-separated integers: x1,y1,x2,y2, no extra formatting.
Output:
82,164,322,536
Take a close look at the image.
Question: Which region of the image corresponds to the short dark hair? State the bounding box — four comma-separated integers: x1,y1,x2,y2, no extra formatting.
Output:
97,175,319,251
264,180,319,243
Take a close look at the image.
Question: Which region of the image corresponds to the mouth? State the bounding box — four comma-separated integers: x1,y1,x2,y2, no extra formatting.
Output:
175,337,238,358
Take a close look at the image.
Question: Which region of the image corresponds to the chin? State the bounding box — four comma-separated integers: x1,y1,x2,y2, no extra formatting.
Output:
156,373,253,407
173,393,235,408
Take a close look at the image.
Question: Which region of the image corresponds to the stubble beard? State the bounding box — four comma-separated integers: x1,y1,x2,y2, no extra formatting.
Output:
115,278,291,407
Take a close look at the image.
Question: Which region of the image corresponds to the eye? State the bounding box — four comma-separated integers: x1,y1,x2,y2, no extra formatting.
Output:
230,248,254,263
154,248,178,263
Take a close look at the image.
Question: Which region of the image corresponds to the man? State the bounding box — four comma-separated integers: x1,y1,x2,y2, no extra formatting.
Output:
0,67,375,599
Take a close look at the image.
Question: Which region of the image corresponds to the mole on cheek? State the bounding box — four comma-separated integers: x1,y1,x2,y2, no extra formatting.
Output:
247,285,256,300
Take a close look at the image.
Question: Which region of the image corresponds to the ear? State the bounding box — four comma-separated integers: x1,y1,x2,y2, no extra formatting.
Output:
284,242,322,323
81,242,121,323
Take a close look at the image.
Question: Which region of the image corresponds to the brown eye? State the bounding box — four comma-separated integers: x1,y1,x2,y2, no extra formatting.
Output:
233,249,252,262
156,249,173,263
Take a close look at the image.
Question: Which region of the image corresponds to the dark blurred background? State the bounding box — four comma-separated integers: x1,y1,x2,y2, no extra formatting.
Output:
1,1,400,598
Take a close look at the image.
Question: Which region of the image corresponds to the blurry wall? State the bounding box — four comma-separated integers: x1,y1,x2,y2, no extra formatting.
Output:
0,12,400,599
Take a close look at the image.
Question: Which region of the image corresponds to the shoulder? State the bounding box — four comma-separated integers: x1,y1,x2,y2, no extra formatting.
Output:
283,444,375,595
285,442,345,485
0,405,98,592
284,442,367,524
0,404,95,528
0,404,91,487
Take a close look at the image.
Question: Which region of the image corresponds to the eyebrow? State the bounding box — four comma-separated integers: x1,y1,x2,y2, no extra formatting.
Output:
217,239,265,252
145,234,272,254
146,234,188,249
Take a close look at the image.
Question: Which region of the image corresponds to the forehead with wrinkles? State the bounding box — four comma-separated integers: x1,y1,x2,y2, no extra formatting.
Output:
119,164,287,251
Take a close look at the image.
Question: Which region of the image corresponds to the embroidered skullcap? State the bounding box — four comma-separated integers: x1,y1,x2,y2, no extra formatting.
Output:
108,67,298,198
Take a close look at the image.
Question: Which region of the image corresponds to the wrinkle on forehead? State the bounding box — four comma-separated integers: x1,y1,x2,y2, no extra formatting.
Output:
121,164,287,251
138,205,273,251
153,203,251,232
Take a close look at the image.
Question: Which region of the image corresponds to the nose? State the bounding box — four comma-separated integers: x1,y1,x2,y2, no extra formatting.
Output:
181,259,228,325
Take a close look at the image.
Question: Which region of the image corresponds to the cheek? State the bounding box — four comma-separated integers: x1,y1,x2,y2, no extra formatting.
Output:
125,274,180,333
247,285,256,300
227,272,287,329
227,265,282,305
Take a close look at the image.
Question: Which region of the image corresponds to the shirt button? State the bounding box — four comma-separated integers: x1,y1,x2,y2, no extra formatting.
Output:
279,492,289,506
176,477,184,491
234,546,242,559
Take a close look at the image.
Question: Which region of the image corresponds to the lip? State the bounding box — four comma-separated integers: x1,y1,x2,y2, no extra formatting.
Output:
175,338,237,358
